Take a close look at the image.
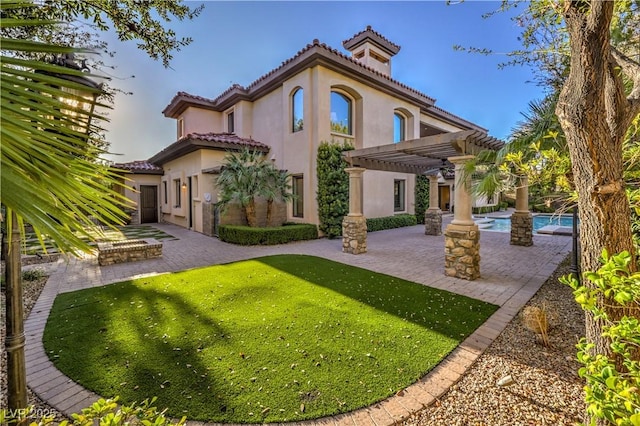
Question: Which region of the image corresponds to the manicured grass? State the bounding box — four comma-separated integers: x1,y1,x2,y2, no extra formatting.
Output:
44,255,497,423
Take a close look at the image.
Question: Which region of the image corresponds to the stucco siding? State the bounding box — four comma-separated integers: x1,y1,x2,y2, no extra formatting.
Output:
120,173,162,224
181,107,222,136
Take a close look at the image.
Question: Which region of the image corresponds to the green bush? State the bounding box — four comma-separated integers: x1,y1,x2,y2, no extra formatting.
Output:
316,140,353,239
0,397,185,426
366,214,417,232
0,268,46,289
218,223,318,245
415,175,430,224
561,251,640,426
472,205,499,215
22,268,46,282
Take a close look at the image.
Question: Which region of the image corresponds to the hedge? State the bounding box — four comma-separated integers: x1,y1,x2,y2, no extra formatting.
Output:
415,175,430,224
366,214,417,232
218,223,318,245
472,205,500,215
316,141,353,238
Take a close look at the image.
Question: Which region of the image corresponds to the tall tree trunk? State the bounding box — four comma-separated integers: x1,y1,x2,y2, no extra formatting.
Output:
4,211,28,412
556,1,640,423
266,199,273,227
245,199,257,228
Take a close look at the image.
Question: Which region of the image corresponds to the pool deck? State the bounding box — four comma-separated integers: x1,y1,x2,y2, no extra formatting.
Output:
22,220,572,425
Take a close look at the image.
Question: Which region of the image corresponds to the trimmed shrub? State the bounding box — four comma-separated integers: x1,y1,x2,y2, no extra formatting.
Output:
366,214,417,232
218,223,318,245
472,205,499,215
415,175,430,224
316,140,353,239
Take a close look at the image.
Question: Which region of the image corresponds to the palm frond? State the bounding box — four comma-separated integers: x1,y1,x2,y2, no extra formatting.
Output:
1,7,130,254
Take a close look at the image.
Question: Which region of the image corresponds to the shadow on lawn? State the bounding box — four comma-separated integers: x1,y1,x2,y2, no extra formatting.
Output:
43,282,234,420
42,254,498,423
254,254,498,341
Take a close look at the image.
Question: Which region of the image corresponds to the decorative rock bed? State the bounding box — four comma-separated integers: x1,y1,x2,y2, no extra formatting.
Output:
97,238,162,266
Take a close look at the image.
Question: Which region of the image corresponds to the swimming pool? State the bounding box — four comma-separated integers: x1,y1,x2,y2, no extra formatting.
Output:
479,214,576,233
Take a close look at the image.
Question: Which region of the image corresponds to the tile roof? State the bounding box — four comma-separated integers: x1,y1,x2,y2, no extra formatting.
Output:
162,32,485,133
342,25,401,55
148,133,269,166
234,39,429,104
112,160,163,174
183,132,270,149
162,37,438,117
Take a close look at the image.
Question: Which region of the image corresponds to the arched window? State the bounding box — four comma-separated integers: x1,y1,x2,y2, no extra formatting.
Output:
330,91,352,135
292,88,303,132
394,112,405,143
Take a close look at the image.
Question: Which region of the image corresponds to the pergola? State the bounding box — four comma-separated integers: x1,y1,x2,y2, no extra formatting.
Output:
340,130,533,281
343,129,503,174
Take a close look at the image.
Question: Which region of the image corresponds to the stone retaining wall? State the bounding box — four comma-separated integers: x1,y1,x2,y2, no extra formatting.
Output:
97,238,162,266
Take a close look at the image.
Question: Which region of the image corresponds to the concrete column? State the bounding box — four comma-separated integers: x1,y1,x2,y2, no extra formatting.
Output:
449,155,475,226
342,167,367,254
515,175,529,213
346,167,365,216
444,155,480,280
511,175,533,246
424,174,442,236
428,175,439,210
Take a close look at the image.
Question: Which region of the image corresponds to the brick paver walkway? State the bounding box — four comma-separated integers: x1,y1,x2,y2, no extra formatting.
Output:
24,221,572,424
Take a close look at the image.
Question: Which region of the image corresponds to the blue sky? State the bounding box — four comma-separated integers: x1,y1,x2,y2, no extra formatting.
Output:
101,1,544,163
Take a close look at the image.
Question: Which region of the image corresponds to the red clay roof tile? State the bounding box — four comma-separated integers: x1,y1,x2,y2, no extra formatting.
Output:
183,132,269,149
112,160,162,173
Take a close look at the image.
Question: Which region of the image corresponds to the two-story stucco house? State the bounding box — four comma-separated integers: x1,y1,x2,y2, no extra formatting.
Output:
114,26,493,236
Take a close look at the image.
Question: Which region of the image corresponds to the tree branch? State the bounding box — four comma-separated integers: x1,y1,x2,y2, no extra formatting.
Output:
611,45,640,114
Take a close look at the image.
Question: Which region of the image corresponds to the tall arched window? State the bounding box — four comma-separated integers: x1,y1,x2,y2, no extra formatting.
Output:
394,112,405,143
330,91,352,135
292,88,303,132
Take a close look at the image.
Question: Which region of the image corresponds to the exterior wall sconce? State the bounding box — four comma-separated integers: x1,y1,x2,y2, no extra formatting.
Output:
182,182,187,191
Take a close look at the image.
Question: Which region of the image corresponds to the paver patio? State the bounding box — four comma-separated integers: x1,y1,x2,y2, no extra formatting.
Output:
23,219,572,425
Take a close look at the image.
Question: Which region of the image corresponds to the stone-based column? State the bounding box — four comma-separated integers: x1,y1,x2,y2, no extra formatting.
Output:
511,175,533,246
444,155,480,280
424,174,442,236
342,167,367,254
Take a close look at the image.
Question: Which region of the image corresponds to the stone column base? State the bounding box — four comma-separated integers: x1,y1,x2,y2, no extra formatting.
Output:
424,209,442,236
511,212,533,246
342,215,367,254
444,223,480,280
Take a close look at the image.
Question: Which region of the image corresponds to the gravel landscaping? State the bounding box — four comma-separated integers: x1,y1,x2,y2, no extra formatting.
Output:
2,256,586,424
403,256,585,426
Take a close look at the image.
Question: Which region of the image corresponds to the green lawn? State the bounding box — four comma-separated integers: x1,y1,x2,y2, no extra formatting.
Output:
44,255,497,423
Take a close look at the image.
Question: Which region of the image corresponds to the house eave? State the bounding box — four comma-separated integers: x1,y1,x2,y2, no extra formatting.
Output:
148,137,270,166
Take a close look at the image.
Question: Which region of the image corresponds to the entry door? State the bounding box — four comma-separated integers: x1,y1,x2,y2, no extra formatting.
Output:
140,185,158,223
439,186,451,211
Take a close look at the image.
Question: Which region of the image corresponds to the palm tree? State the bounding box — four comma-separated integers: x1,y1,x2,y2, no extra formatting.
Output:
1,1,129,411
465,92,569,200
216,149,295,227
264,168,294,227
216,149,270,227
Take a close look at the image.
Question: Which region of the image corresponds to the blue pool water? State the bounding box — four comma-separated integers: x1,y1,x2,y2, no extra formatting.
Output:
481,214,576,233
